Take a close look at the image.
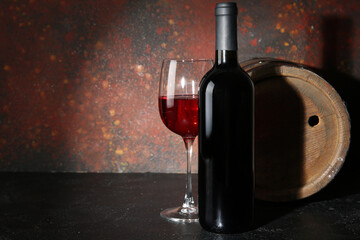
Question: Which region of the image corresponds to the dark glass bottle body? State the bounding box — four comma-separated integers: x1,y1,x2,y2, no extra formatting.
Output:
198,50,254,234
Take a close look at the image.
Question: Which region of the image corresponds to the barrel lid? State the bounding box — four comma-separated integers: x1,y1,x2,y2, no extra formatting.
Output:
241,58,351,202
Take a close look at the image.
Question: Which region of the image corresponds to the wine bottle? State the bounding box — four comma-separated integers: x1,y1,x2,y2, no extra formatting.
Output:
198,2,254,234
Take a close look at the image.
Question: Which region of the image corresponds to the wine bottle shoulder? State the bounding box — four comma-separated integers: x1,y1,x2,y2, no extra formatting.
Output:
199,65,254,93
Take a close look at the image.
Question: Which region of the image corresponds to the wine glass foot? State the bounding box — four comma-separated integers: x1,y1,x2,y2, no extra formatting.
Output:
160,206,199,223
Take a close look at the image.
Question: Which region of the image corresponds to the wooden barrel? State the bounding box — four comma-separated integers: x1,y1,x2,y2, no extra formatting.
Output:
241,58,351,202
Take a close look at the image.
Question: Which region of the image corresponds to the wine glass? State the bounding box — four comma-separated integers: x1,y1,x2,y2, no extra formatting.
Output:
158,59,213,223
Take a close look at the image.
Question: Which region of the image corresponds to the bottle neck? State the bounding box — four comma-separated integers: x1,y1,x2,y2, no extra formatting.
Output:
215,6,238,66
215,50,239,66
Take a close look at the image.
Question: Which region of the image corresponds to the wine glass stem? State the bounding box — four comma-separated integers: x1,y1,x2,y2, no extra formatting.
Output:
183,138,195,210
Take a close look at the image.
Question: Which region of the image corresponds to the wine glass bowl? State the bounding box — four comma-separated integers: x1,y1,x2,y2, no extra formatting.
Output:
158,59,213,223
158,94,199,138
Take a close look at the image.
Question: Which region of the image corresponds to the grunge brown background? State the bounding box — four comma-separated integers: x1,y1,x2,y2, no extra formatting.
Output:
1,0,359,172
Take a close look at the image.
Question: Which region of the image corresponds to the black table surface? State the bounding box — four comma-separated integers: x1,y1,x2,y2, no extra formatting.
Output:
0,172,360,240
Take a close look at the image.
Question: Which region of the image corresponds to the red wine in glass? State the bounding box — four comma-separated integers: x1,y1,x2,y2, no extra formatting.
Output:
158,95,199,139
